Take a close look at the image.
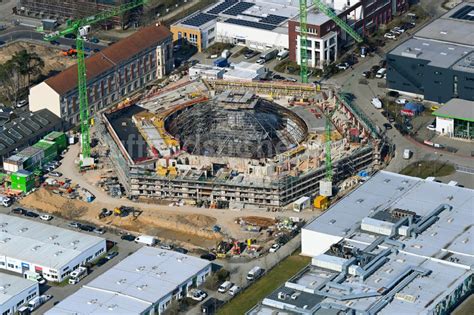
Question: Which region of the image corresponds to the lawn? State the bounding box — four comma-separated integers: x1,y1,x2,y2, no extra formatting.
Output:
217,253,311,315
400,160,455,179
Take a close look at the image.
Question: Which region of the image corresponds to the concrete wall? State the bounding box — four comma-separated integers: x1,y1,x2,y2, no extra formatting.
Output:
29,82,61,118
216,22,288,50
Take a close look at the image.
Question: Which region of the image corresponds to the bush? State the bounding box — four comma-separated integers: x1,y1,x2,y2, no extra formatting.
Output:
205,43,234,56
203,269,230,291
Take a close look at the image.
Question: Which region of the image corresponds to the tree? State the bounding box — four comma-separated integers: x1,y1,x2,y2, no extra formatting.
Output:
0,61,18,103
11,50,45,88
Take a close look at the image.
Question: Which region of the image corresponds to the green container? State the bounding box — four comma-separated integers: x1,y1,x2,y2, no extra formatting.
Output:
43,131,67,153
33,140,58,163
11,170,35,193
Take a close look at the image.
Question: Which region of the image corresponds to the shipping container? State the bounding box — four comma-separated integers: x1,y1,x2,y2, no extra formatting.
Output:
18,147,45,170
11,170,35,193
43,131,67,153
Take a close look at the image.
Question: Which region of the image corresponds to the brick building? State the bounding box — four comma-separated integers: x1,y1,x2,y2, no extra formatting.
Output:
29,24,173,127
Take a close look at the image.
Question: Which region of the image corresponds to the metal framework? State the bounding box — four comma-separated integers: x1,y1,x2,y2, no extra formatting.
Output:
44,0,147,160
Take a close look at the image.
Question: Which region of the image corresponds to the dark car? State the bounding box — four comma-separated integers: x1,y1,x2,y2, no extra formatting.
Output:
50,40,60,46
64,33,76,39
272,74,285,81
387,91,400,98
200,253,216,261
371,65,381,74
25,211,39,218
0,40,5,46
244,50,258,59
174,247,188,254
383,123,393,130
106,252,119,260
96,257,108,267
80,225,95,232
362,70,371,78
121,234,136,241
11,208,27,215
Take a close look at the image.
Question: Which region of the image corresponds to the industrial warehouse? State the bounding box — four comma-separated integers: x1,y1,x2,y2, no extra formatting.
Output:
0,214,106,282
249,171,474,314
47,247,212,315
0,273,39,315
100,80,382,208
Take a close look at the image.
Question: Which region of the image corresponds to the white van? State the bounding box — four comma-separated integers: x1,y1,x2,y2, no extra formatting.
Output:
403,149,411,159
375,68,386,78
371,97,383,109
69,266,88,284
246,266,264,281
228,285,242,296
277,50,289,60
218,281,233,293
135,235,158,246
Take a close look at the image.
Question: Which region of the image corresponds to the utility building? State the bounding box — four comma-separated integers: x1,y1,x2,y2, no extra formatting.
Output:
0,274,39,315
29,24,173,127
387,2,474,104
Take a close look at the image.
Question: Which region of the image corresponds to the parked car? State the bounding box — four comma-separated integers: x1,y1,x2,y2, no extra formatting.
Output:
395,98,407,105
160,244,173,250
49,171,62,177
286,77,297,83
11,207,27,215
272,74,285,81
50,40,60,46
371,97,383,109
427,120,436,131
228,285,242,296
388,116,395,123
120,233,136,241
68,222,81,229
269,243,280,253
403,149,412,159
200,253,216,261
244,50,258,59
383,123,393,130
40,214,53,221
96,257,108,267
106,252,119,260
387,90,400,98
384,32,397,40
218,281,233,293
336,62,350,70
93,227,105,234
16,99,28,108
64,33,76,39
362,70,371,78
25,211,39,218
190,289,208,302
80,225,95,232
174,247,188,254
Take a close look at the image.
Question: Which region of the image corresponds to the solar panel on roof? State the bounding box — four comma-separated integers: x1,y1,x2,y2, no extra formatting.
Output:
182,13,216,27
260,15,287,25
0,134,14,145
23,118,40,131
17,123,33,135
0,143,5,150
8,128,22,140
450,5,474,21
32,115,49,126
225,18,276,31
208,0,238,15
222,2,254,16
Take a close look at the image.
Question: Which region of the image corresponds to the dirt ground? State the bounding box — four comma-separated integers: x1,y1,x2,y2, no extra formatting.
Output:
20,188,222,248
0,42,75,75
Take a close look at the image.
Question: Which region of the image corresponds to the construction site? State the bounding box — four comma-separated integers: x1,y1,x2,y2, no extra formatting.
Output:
99,78,386,210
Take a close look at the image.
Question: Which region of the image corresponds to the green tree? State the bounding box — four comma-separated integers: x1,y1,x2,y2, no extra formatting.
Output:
0,61,18,103
11,49,45,88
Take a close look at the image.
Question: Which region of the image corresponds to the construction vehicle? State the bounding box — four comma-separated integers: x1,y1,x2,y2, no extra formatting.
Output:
114,206,139,218
43,0,147,168
61,48,77,56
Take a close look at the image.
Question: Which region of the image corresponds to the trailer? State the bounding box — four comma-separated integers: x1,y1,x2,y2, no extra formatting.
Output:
293,196,311,212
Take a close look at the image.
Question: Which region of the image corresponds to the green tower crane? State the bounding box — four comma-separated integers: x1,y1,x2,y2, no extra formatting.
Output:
44,0,147,164
299,0,309,84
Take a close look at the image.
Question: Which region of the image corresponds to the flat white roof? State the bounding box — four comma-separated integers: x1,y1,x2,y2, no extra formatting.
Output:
47,247,211,314
0,273,38,306
0,214,105,270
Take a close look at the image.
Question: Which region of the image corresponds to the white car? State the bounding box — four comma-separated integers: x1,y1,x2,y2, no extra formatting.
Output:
190,289,207,301
336,62,350,70
371,97,383,109
269,243,280,253
218,281,233,293
384,32,397,40
16,100,28,108
395,98,407,105
427,120,436,131
40,214,53,221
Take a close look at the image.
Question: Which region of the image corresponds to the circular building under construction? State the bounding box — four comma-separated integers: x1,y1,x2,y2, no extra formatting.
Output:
165,92,308,159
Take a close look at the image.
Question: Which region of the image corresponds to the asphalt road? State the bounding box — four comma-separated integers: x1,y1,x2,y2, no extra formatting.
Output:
0,27,106,51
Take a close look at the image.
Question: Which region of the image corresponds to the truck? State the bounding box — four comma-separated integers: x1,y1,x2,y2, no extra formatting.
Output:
27,295,52,312
0,194,12,207
257,49,278,64
246,266,264,281
135,235,158,246
23,271,46,285
68,266,88,284
277,50,289,60
213,57,229,67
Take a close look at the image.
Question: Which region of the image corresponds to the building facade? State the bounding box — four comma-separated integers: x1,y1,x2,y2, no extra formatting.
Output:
289,0,408,68
29,24,173,127
0,274,39,315
0,214,106,282
386,2,474,103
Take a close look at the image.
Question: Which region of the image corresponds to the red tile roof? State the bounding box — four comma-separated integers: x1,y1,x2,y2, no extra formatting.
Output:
45,24,171,95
